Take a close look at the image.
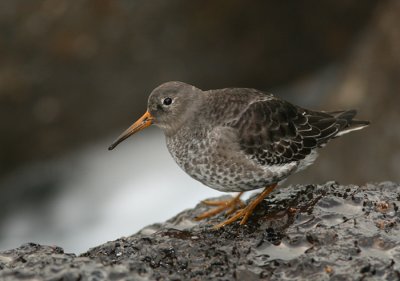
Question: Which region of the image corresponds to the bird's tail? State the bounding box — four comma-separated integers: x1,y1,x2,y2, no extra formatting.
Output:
329,110,370,137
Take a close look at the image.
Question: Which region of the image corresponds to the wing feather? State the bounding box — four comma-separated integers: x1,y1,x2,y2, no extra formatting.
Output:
229,98,356,166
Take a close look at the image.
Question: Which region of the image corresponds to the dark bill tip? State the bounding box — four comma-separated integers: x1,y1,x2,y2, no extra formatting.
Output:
107,111,154,152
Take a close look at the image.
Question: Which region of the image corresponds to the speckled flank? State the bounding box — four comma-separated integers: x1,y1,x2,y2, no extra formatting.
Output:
169,130,281,192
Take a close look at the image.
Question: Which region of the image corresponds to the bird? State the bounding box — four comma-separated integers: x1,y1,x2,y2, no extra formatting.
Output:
108,81,369,229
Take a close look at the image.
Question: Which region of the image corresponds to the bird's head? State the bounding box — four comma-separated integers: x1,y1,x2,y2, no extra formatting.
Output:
108,81,201,150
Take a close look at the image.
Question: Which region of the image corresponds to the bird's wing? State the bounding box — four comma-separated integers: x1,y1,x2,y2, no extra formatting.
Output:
228,98,348,165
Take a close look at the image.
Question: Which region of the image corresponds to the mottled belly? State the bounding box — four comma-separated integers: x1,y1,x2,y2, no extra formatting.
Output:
166,130,301,192
168,145,292,192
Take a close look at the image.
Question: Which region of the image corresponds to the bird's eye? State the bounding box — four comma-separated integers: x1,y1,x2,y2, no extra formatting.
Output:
163,97,172,106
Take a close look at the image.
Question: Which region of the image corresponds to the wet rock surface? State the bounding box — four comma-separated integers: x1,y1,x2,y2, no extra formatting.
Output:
1,182,400,280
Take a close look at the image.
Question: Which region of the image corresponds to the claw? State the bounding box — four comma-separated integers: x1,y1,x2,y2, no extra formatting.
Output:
212,183,278,229
195,192,244,221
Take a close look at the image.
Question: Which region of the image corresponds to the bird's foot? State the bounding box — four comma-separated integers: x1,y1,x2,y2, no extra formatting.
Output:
213,183,277,229
195,192,244,221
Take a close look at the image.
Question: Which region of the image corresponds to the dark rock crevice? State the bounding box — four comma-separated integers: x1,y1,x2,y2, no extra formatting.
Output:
1,182,400,280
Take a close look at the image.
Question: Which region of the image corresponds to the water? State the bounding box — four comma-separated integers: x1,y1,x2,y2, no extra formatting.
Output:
255,240,312,263
0,129,223,254
313,196,364,227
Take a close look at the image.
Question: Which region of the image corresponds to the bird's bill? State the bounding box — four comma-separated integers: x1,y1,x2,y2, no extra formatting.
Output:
108,111,154,150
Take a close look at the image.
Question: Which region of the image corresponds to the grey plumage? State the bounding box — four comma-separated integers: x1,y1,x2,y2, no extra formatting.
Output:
141,81,369,192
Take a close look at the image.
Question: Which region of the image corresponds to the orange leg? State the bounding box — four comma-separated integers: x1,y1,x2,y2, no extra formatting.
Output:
213,183,277,229
195,192,244,221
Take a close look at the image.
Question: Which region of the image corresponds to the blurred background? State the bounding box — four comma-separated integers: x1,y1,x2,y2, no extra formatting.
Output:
1,0,399,254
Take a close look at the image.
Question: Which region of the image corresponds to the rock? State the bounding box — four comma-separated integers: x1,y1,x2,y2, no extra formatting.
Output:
1,182,400,280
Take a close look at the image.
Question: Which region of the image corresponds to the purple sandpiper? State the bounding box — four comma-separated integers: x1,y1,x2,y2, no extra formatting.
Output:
109,81,369,228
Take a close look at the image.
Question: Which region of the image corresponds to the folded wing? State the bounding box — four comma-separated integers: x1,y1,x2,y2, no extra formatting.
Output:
229,98,368,166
